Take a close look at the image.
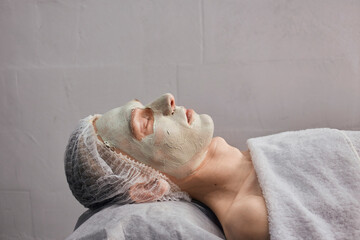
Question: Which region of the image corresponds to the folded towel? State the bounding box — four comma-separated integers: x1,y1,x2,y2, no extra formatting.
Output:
247,129,360,240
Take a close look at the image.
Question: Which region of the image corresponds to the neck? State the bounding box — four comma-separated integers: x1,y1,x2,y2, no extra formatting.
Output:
169,137,256,220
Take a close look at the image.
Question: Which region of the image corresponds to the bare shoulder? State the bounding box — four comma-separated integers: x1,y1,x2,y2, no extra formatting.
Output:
223,195,270,240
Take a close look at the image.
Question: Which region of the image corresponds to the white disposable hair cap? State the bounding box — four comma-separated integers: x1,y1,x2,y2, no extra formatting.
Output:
64,115,190,209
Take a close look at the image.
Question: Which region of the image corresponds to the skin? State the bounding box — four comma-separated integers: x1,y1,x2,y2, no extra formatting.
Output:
93,94,270,240
168,138,270,240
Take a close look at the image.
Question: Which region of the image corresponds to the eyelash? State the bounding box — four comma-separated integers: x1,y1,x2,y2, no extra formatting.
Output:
142,116,150,130
132,107,152,135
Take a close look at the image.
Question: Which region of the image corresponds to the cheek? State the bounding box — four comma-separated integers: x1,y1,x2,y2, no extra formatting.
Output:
152,148,168,164
152,115,193,153
156,125,187,148
154,129,165,145
151,126,179,159
153,128,174,159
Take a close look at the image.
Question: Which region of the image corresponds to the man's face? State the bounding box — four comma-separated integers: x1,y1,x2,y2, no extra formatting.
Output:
95,93,214,179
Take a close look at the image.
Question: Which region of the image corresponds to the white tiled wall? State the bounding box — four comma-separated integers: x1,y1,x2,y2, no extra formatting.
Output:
1,1,359,239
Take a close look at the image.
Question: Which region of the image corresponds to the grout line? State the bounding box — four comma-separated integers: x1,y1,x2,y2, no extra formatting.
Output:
176,65,180,104
28,190,37,238
200,0,204,64
0,57,348,71
15,71,19,99
74,1,82,65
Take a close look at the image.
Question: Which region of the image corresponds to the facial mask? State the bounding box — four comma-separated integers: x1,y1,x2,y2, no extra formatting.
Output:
96,94,214,179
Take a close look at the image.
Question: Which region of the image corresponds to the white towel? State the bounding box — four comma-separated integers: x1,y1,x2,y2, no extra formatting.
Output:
247,128,360,240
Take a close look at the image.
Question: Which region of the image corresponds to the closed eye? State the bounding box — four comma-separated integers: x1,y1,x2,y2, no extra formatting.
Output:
142,118,148,131
131,108,154,141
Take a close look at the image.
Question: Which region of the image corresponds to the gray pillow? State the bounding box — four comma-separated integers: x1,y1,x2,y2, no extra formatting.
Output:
66,201,225,240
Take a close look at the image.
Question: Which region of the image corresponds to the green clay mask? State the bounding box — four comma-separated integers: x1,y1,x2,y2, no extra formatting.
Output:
96,93,214,179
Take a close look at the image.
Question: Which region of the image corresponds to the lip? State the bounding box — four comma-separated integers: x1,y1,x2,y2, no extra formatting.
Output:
186,109,194,125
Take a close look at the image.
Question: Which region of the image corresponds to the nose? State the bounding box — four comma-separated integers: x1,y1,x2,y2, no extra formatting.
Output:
147,93,176,115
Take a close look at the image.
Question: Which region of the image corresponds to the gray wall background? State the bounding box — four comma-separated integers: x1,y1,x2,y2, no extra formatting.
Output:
0,0,359,239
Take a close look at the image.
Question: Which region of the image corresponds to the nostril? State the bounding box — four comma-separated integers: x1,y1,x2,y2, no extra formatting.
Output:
169,95,175,111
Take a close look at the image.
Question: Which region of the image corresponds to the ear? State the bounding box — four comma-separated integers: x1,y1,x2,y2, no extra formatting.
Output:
129,179,170,203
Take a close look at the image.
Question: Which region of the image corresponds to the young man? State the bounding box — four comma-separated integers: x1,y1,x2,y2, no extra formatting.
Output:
65,92,360,240
92,93,269,240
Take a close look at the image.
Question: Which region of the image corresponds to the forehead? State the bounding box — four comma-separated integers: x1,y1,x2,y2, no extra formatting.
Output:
117,100,143,116
102,100,143,119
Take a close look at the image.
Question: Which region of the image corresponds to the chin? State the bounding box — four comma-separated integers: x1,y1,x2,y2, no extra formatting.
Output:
200,114,214,140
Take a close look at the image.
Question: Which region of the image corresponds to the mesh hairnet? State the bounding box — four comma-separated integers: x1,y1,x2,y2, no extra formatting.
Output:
64,115,190,209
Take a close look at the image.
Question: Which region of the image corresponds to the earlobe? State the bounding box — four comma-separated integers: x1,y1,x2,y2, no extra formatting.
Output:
129,179,170,203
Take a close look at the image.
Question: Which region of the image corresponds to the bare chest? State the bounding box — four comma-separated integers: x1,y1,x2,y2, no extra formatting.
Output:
222,195,269,240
